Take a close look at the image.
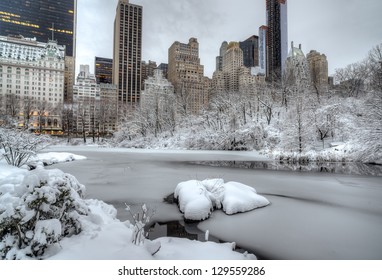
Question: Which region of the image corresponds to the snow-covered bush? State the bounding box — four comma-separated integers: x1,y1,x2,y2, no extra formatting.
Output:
0,168,88,259
0,128,50,167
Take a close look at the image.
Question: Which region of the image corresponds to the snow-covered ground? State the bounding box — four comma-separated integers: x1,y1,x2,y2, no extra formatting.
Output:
0,157,255,260
39,146,382,260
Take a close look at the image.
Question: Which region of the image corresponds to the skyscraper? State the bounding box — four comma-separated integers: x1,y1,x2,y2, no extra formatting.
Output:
306,50,329,88
239,35,259,68
223,42,244,92
216,41,228,72
113,0,142,106
168,38,208,115
95,57,113,84
266,0,288,78
0,0,77,57
258,25,268,75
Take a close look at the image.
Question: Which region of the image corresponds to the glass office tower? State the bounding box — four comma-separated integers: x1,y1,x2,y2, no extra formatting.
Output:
0,0,76,56
266,0,288,78
95,57,113,84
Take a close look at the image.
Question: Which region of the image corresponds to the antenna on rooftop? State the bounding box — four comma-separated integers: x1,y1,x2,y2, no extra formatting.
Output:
51,23,54,41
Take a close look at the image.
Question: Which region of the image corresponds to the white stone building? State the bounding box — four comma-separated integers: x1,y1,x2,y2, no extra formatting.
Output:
0,35,65,104
73,65,117,136
0,35,65,133
141,69,175,111
73,65,100,101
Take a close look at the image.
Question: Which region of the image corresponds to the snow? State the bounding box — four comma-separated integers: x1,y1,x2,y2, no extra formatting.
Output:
0,161,256,260
46,198,255,260
222,181,270,215
33,219,62,244
175,179,270,220
41,146,382,260
29,152,87,167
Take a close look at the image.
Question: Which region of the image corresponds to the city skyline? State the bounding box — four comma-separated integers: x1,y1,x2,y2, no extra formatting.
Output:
78,0,379,78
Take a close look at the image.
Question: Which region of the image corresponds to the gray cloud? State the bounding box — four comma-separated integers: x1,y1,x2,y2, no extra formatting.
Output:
76,0,382,77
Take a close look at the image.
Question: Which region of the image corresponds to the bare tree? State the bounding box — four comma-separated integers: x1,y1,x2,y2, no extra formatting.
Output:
76,102,88,143
21,97,34,130
335,62,369,97
5,94,20,118
0,128,50,167
61,102,75,143
367,43,382,91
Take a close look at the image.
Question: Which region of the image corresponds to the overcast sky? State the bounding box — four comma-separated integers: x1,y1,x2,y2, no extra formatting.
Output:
76,0,382,78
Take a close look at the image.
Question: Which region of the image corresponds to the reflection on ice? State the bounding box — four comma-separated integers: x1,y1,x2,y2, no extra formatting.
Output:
192,161,382,176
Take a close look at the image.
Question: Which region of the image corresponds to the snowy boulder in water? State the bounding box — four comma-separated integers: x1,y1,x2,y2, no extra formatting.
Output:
222,181,270,215
174,180,213,221
174,179,270,221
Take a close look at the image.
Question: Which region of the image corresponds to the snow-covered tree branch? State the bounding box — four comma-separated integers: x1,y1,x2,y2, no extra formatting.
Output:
0,129,50,167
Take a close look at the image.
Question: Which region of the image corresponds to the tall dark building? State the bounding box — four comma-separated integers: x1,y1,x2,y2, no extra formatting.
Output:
0,0,77,57
95,57,113,84
240,35,259,68
113,0,142,106
158,63,168,79
266,0,288,78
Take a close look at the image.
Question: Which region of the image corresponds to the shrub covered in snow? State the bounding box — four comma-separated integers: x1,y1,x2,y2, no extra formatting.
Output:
174,179,270,221
0,128,50,167
0,167,88,259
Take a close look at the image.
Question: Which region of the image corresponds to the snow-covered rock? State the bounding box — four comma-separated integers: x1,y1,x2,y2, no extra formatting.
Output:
222,181,270,215
174,179,270,221
175,180,213,221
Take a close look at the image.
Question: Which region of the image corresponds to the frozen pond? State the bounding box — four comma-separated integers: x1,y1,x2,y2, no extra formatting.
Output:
46,146,382,260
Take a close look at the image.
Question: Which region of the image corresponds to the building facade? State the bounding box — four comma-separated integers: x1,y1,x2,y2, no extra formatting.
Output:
258,25,268,75
168,38,208,115
240,35,259,68
0,0,77,103
216,41,228,72
141,69,175,112
73,65,100,101
223,42,244,92
95,57,113,84
238,66,266,94
0,0,77,57
306,50,328,88
73,65,117,136
158,63,168,79
284,42,311,88
141,60,157,90
64,56,75,102
113,0,142,106
0,35,65,132
266,0,288,79
0,35,65,105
